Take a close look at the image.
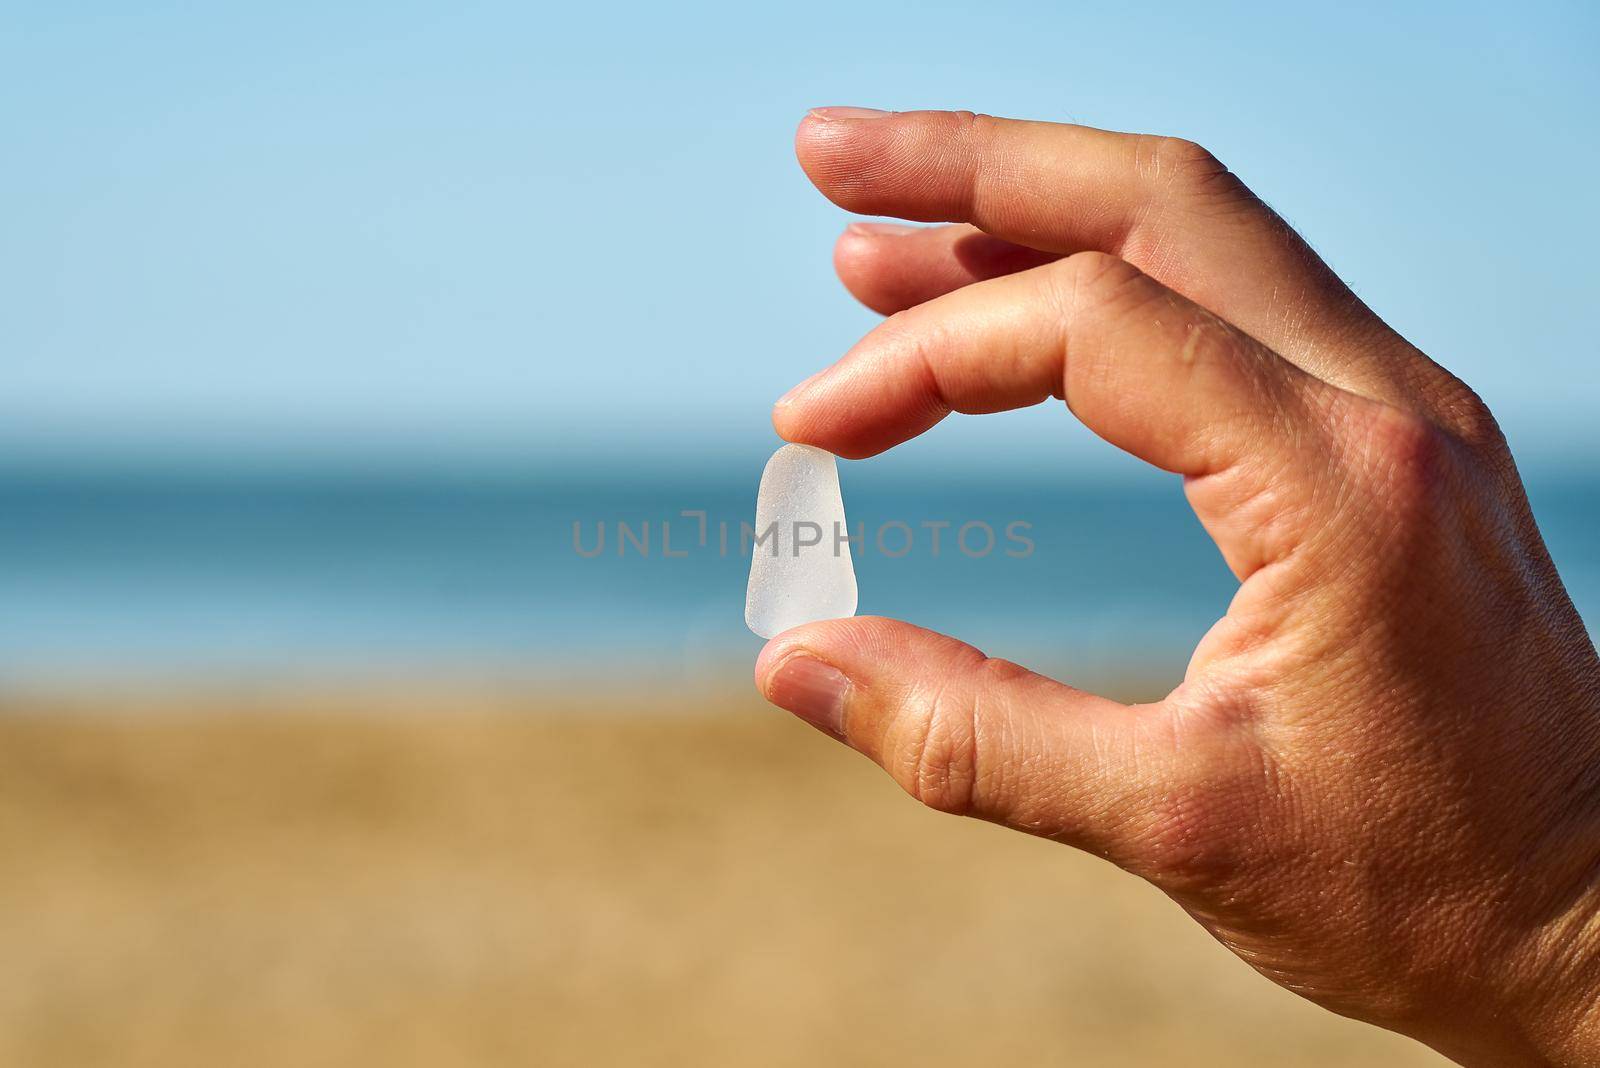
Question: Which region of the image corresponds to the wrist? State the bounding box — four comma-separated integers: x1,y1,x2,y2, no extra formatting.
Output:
1496,897,1600,1067
1419,677,1600,1066
1421,860,1600,1067
1465,712,1600,1066
1514,841,1600,1066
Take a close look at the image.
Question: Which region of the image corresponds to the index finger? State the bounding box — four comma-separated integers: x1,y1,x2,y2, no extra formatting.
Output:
777,252,1328,470
776,253,1350,574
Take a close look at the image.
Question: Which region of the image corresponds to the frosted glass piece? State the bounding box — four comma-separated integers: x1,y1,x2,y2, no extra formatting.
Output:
744,444,858,639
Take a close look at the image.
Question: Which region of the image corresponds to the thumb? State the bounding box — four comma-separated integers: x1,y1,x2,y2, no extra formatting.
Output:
755,616,1181,863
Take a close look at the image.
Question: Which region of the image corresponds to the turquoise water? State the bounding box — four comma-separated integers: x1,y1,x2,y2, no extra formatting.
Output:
3,463,1596,687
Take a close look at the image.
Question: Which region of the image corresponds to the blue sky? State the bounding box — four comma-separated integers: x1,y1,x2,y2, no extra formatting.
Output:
4,1,1597,473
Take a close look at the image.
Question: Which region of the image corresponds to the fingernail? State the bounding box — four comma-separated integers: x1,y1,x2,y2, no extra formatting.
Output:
847,222,920,237
809,106,891,121
764,654,850,736
775,370,824,409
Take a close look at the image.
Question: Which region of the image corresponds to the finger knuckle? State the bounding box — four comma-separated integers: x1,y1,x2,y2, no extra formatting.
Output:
1137,135,1229,188
1346,401,1457,523
893,656,1026,819
1432,377,1507,455
1057,250,1147,314
1049,252,1135,391
948,109,993,142
872,305,958,414
1127,697,1279,889
898,679,980,816
1135,779,1251,886
948,111,1011,223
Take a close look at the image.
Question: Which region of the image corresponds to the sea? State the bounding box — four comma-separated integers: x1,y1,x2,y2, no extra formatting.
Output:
3,460,1596,691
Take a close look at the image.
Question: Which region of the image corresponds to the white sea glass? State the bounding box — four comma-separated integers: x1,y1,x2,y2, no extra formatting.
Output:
744,443,858,639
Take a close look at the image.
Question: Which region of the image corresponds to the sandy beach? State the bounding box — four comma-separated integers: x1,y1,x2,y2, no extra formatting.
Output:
0,684,1445,1067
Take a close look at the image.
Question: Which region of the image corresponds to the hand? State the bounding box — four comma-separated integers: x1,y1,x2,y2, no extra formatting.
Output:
756,108,1600,1066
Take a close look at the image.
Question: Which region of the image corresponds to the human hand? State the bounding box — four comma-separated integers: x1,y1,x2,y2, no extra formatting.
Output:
756,108,1600,1066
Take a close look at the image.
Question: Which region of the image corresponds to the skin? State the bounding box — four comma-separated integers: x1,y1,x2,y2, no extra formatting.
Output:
755,107,1600,1067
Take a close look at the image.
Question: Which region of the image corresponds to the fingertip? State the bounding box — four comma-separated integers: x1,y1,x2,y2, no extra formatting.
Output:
755,622,875,738
769,397,910,464
831,227,873,280
772,616,923,669
757,617,881,673
769,407,804,448
798,107,892,143
753,639,780,695
755,648,852,738
772,373,866,457
774,369,825,411
832,223,883,269
832,232,902,317
793,109,841,165
795,109,898,194
753,633,803,693
771,322,944,460
771,373,826,446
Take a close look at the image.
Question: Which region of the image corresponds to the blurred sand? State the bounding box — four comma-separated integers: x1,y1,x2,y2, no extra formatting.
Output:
0,685,1446,1068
